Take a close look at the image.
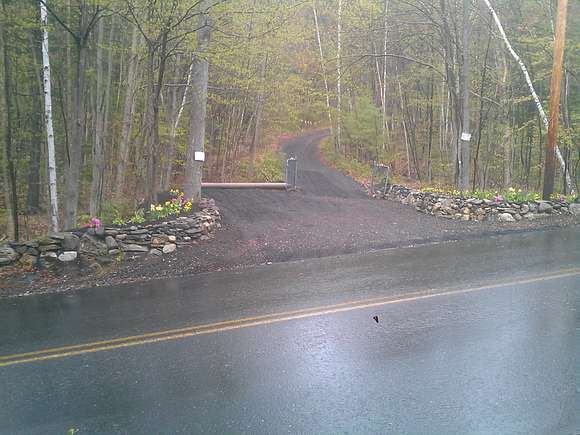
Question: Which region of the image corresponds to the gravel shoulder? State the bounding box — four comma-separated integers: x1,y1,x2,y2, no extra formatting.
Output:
2,129,578,297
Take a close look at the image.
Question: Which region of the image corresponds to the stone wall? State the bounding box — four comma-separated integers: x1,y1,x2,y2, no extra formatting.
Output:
382,184,580,222
0,198,221,268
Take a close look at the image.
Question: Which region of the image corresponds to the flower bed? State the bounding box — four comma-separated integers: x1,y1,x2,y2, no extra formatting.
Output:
381,184,580,222
0,198,221,268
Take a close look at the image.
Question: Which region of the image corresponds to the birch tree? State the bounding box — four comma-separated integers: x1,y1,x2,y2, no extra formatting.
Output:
45,2,103,229
40,0,59,232
312,3,333,133
381,0,390,145
481,0,575,193
161,55,194,191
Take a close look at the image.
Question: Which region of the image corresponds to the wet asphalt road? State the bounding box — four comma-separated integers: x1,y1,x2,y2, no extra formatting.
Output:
1,229,579,434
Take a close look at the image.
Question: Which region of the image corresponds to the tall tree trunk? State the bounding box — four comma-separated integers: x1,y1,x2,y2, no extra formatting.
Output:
336,0,342,152
312,3,333,134
500,52,512,188
184,0,211,201
161,55,194,191
101,16,115,196
381,0,390,146
27,32,43,215
115,25,139,199
142,29,168,204
427,75,434,184
40,0,59,232
472,18,492,191
0,0,18,240
458,0,471,191
90,15,115,214
64,4,88,229
439,0,460,184
248,53,267,178
396,66,411,178
90,18,105,216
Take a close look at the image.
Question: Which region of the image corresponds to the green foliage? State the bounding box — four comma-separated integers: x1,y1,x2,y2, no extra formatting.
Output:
343,95,382,157
99,201,133,226
129,209,146,225
422,186,576,203
237,149,286,182
112,217,127,226
77,213,92,228
320,138,371,182
255,150,286,182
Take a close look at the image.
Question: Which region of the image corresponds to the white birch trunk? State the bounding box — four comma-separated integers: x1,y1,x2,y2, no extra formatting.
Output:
312,3,333,134
381,0,390,144
396,70,411,177
40,0,59,232
161,56,194,191
481,0,574,193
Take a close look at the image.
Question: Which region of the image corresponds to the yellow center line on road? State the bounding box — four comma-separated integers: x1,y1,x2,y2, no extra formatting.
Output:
1,268,579,368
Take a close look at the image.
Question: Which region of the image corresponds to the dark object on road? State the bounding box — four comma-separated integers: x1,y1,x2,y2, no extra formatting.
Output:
373,315,379,323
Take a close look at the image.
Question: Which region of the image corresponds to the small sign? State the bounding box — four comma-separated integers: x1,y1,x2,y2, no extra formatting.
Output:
194,152,205,162
461,132,472,141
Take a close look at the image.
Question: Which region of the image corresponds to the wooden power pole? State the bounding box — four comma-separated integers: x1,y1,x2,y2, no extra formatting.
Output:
543,0,568,199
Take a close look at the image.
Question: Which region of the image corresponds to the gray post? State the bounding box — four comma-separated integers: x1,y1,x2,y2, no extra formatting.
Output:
286,158,297,190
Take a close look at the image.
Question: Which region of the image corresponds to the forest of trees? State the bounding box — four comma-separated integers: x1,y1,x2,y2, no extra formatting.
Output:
1,0,578,241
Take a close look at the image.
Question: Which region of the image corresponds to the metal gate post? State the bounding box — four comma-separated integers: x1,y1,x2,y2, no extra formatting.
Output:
286,158,297,190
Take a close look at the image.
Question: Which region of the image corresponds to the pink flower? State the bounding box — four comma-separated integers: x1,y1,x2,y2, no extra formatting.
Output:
494,195,504,203
84,217,102,229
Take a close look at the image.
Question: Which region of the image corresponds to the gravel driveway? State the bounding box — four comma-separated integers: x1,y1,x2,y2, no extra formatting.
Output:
2,130,578,296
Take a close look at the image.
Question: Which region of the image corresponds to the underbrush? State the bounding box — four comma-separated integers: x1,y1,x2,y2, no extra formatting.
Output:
236,149,286,182
319,138,371,183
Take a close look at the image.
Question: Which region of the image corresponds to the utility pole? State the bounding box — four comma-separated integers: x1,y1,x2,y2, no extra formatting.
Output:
543,0,568,199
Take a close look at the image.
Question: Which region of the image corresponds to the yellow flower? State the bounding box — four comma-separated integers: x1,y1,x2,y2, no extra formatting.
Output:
156,205,163,211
